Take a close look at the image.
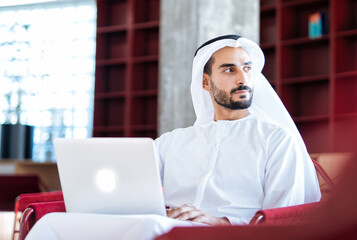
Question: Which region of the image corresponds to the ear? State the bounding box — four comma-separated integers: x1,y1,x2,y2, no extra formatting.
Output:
202,73,211,91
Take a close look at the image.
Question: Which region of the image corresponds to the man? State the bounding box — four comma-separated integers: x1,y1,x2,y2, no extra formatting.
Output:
155,34,321,225
26,35,320,240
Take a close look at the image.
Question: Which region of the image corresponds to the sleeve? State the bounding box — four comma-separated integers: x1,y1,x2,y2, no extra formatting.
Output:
225,216,252,225
155,131,176,186
154,135,166,186
262,128,307,209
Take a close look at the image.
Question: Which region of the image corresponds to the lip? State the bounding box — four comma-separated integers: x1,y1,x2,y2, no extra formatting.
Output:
233,90,249,94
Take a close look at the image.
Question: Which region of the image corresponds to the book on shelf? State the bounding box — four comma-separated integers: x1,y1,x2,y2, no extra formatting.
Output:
308,12,327,39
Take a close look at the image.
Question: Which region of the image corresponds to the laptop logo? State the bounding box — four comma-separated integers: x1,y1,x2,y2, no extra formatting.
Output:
95,169,117,193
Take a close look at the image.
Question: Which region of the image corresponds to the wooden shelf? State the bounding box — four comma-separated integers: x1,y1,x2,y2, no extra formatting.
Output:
335,113,357,119
93,0,160,138
260,5,277,45
260,4,276,13
94,90,158,99
260,0,276,6
132,55,159,63
281,0,328,8
260,0,357,152
260,42,276,50
334,0,357,32
95,92,126,99
335,35,357,73
97,25,128,34
281,74,329,84
132,90,158,97
280,0,329,41
281,35,329,46
93,126,125,132
293,115,330,123
95,21,160,38
96,58,127,66
335,70,357,79
131,124,157,131
335,29,357,38
295,120,330,153
134,21,160,30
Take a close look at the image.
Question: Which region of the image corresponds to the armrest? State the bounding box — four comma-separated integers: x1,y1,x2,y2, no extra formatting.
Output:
15,191,63,212
19,207,35,240
13,191,63,240
18,200,66,240
250,202,321,225
29,200,66,221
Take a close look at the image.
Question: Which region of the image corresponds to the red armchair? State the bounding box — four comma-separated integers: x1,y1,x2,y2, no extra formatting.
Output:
17,198,323,240
18,154,354,240
19,200,66,240
13,191,63,240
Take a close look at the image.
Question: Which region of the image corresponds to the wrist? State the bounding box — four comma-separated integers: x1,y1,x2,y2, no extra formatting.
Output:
219,217,231,226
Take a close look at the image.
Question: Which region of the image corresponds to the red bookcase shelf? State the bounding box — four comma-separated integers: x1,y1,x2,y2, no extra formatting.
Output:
296,120,330,153
282,74,329,84
96,0,129,27
282,81,330,117
335,35,357,73
134,0,160,23
281,0,329,40
262,49,276,85
134,21,160,30
260,9,277,44
334,116,357,152
93,0,160,138
133,28,159,57
131,96,158,125
260,0,357,152
335,76,357,114
261,0,277,7
95,64,127,93
334,0,357,32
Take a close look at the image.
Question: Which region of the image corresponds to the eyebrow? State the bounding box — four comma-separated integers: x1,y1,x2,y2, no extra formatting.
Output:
218,61,252,69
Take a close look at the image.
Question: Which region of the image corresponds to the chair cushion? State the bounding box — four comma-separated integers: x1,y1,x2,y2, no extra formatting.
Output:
16,191,63,212
28,200,66,221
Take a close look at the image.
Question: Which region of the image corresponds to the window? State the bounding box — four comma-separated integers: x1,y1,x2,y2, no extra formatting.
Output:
0,0,96,161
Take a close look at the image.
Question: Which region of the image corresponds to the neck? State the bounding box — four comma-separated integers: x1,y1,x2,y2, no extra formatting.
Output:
213,106,250,121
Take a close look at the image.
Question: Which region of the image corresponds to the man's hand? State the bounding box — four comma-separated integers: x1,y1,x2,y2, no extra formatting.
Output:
166,204,231,226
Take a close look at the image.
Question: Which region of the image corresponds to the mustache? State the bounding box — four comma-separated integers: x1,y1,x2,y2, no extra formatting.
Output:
230,85,252,94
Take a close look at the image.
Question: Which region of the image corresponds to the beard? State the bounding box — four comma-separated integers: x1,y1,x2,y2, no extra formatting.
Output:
210,79,253,110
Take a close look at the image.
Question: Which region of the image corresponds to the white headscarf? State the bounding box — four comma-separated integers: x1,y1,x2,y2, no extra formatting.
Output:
191,35,321,202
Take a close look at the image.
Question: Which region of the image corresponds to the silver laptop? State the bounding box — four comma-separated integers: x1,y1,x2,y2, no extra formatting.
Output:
53,137,166,216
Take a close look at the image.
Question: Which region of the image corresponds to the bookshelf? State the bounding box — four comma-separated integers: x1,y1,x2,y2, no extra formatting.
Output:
260,0,357,153
93,0,160,139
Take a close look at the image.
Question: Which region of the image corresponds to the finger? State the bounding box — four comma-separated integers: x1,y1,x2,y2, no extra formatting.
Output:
167,206,194,218
192,215,231,226
167,205,197,218
176,209,204,221
191,215,208,224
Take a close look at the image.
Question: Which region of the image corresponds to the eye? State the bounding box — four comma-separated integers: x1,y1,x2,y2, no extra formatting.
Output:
243,65,252,72
224,68,234,73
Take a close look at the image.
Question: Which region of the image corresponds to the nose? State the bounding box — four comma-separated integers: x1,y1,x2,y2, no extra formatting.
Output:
236,68,248,86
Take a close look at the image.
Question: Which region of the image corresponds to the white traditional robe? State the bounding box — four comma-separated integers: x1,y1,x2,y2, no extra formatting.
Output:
25,213,204,240
25,114,320,240
155,114,321,224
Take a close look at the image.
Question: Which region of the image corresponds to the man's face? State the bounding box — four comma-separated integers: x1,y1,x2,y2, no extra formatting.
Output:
203,47,254,110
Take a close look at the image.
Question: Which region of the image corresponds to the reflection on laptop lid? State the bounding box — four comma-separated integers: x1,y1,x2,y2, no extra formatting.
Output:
53,137,166,216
